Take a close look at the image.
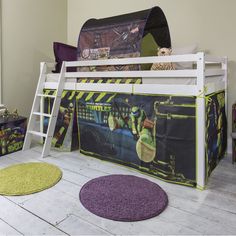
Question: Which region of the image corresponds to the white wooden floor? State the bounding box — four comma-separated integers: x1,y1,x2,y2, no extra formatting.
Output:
0,146,236,235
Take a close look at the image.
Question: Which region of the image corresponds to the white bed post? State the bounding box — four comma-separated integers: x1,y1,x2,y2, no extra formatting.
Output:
222,57,228,116
222,57,228,155
40,62,45,143
196,52,206,190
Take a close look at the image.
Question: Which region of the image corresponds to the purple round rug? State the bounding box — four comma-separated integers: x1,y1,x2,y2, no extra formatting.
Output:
79,175,168,222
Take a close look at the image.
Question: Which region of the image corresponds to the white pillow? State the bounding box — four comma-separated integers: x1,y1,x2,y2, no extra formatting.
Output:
172,44,198,69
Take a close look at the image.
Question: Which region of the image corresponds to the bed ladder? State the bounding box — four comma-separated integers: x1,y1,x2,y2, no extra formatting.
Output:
23,62,66,157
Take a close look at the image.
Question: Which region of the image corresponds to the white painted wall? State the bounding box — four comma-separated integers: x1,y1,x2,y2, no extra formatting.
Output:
0,0,2,104
1,0,67,116
67,0,236,148
1,0,235,151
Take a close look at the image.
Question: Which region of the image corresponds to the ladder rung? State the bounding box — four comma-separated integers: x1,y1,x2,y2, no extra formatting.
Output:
33,112,51,118
28,130,47,138
37,93,56,98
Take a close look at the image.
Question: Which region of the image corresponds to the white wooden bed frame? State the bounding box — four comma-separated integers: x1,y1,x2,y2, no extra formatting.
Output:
39,52,227,189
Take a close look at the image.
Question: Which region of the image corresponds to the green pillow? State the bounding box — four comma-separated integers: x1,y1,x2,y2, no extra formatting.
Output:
140,33,159,70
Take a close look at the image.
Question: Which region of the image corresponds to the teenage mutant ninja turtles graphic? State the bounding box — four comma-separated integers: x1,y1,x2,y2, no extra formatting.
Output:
77,93,204,186
206,92,227,176
0,123,26,156
104,96,197,185
43,90,78,151
130,106,146,137
108,104,156,163
51,102,74,147
216,93,225,155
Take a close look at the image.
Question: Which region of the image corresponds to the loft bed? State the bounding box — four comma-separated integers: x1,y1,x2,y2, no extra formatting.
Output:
32,6,227,189
39,53,228,190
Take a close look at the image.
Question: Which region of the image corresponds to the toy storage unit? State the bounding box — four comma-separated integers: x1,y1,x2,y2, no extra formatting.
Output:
0,116,27,156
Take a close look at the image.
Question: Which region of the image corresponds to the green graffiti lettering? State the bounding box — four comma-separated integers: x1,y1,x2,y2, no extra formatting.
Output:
7,142,23,153
86,104,111,112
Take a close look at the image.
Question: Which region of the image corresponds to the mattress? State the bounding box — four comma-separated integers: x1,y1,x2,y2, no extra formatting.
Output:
142,76,224,85
46,73,77,83
46,73,224,85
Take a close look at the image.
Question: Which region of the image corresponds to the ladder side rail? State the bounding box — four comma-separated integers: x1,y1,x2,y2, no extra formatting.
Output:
41,62,66,157
23,63,47,150
29,62,47,130
222,57,228,117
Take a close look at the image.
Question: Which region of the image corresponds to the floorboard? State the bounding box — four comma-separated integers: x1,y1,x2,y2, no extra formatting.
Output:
0,147,236,235
0,196,66,235
0,218,22,235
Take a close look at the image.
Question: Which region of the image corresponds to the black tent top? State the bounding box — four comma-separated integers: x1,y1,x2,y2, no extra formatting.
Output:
77,6,171,60
82,7,171,48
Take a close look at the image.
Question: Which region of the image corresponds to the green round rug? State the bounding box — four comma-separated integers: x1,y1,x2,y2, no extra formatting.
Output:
0,162,62,196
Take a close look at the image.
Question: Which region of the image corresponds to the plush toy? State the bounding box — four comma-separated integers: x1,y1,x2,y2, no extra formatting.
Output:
12,109,19,119
151,47,175,70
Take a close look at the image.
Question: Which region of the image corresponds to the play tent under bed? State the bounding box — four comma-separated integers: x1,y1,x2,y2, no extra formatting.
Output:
41,7,227,189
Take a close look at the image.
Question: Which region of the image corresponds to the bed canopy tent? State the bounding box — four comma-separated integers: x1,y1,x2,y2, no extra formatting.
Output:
77,6,171,64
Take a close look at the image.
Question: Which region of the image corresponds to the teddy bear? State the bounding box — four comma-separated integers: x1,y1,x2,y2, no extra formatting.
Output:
151,47,175,70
